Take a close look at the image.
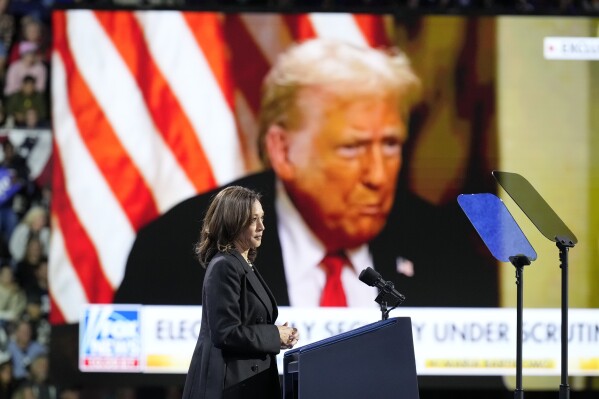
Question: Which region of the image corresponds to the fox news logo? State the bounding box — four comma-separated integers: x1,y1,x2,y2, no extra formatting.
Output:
79,305,142,372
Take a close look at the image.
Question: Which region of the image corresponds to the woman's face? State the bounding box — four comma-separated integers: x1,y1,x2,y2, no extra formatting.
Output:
235,200,265,254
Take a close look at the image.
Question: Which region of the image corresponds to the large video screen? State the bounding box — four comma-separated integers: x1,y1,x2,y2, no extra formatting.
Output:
49,9,599,387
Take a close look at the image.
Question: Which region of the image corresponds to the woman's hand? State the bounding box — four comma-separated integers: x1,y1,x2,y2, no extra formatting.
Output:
277,322,299,349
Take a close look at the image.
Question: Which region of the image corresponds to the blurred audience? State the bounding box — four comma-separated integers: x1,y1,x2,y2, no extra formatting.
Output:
0,352,15,399
22,258,50,347
0,0,14,91
5,76,47,128
273,0,599,10
25,353,57,399
7,320,45,384
29,185,50,214
0,140,29,251
9,382,34,399
0,264,26,324
0,0,14,52
7,16,50,65
4,41,46,97
0,101,5,127
8,0,52,23
9,206,49,264
14,238,44,291
22,109,45,129
58,388,80,399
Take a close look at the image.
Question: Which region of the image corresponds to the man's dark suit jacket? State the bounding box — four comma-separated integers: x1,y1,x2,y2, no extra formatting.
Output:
115,170,498,308
182,251,281,399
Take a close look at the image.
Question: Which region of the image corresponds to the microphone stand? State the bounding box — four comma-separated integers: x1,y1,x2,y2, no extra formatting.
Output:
374,282,404,321
359,268,406,321
377,297,389,321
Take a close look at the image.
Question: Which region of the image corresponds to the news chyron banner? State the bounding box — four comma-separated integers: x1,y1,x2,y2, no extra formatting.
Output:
80,305,599,376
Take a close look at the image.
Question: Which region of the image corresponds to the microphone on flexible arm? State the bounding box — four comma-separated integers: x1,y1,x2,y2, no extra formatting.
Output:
359,267,406,319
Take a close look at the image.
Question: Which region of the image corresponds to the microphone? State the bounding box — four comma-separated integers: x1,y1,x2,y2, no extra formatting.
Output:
359,267,406,303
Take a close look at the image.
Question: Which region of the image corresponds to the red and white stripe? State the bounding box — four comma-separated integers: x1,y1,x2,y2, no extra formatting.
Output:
50,10,390,324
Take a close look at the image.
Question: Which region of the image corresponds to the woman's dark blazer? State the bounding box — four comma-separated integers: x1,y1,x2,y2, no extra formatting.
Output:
182,251,282,399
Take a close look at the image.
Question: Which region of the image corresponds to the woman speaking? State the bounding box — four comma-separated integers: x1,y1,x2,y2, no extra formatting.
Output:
182,186,299,399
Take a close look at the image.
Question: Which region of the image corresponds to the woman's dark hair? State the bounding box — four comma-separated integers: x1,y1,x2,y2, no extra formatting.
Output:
196,186,262,267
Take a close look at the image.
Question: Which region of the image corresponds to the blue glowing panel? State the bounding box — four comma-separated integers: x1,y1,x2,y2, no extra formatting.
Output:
457,193,537,263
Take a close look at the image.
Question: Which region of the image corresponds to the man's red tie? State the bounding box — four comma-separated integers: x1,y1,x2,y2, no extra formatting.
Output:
319,252,348,307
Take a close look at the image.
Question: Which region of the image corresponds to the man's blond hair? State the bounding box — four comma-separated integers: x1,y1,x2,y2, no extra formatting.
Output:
257,38,421,166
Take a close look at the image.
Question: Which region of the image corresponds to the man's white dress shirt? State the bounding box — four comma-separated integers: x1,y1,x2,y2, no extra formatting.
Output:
275,180,378,307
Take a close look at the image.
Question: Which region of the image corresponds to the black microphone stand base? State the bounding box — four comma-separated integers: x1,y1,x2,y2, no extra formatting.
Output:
379,303,388,320
375,292,389,321
375,291,402,321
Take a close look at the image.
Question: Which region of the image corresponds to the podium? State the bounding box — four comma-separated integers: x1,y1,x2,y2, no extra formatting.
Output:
283,317,419,399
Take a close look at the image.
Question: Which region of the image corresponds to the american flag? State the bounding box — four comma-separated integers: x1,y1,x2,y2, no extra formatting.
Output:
50,9,391,324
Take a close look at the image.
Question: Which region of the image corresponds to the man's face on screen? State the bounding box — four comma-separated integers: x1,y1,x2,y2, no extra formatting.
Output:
278,87,405,251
